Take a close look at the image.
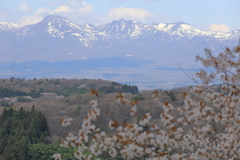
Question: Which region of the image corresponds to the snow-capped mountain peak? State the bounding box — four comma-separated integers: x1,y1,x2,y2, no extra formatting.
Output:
97,19,143,39
42,15,84,37
16,15,240,43
2,15,240,49
153,22,201,37
17,15,98,45
0,15,239,63
0,22,21,31
152,22,239,39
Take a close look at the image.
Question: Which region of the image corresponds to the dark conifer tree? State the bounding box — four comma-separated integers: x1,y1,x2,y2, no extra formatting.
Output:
0,107,49,159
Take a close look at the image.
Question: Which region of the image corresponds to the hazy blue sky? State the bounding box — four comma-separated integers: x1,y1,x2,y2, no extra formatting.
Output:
0,0,239,31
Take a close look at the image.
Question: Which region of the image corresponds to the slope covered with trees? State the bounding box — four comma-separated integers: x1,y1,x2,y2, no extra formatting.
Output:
0,106,49,159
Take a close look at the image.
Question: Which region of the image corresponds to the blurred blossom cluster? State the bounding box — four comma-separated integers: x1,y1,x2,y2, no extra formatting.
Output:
55,45,240,159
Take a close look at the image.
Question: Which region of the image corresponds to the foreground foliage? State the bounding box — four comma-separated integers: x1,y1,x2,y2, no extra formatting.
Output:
28,143,76,160
57,45,240,160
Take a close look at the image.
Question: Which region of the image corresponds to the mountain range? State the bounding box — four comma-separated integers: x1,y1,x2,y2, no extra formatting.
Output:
0,15,239,62
0,15,239,89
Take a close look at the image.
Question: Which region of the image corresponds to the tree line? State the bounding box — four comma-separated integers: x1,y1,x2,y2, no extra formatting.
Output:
0,106,49,159
0,86,41,98
99,84,139,94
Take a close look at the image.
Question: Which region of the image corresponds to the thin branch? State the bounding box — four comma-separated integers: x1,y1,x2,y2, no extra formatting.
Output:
178,63,200,84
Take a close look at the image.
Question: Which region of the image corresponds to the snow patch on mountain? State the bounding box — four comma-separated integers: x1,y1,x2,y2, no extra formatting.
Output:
43,16,98,46
0,22,21,31
153,22,240,39
47,21,65,38
130,25,142,38
1,15,240,49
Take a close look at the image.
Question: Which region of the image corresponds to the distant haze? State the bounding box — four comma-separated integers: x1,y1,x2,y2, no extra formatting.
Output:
0,15,239,89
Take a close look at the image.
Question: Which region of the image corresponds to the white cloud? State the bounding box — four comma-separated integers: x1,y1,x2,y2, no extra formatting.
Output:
53,5,71,13
18,1,94,25
52,2,94,24
209,23,230,32
19,1,31,12
20,8,51,25
74,4,93,14
106,7,154,22
35,8,52,16
16,1,156,26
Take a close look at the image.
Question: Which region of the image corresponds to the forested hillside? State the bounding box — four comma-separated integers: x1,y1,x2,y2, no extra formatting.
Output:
0,77,192,159
0,106,49,159
0,78,138,96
